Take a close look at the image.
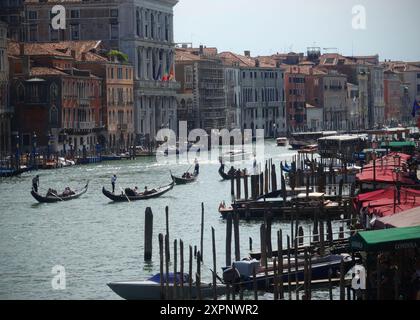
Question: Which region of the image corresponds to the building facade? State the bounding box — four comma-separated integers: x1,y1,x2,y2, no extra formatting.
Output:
76,55,135,152
0,21,11,156
284,66,306,132
18,0,179,146
119,0,179,146
322,70,348,131
223,66,241,130
9,42,103,153
384,70,402,126
175,48,226,132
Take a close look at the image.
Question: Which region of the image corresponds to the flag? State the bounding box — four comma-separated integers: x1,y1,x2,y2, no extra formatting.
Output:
411,99,420,117
168,63,175,81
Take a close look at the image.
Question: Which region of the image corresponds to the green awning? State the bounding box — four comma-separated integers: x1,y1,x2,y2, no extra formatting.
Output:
380,141,415,148
350,226,420,252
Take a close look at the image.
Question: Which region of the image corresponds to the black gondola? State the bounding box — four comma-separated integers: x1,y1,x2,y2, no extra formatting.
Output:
0,167,32,178
102,181,174,202
31,182,89,203
218,165,248,181
170,171,198,185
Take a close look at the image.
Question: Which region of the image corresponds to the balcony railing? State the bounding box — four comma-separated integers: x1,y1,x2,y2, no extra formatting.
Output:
136,79,181,90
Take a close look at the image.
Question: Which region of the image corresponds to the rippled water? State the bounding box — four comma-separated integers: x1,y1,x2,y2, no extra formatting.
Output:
0,140,339,299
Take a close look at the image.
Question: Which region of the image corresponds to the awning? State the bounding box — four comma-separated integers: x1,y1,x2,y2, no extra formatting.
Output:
374,206,420,229
350,226,420,252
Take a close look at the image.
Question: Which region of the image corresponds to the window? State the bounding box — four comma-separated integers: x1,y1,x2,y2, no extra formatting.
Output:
185,66,193,87
110,9,119,17
27,11,37,20
242,72,245,79
136,9,142,37
70,24,80,40
29,24,38,42
110,68,114,79
417,73,420,79
417,84,420,94
117,67,122,79
110,23,119,40
0,49,4,71
70,9,80,19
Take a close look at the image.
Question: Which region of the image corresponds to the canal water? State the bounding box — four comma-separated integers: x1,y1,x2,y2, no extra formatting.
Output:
0,140,339,299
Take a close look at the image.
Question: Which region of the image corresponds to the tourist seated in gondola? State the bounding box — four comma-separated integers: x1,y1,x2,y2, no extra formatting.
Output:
46,188,58,197
62,187,75,197
143,186,157,195
227,166,236,176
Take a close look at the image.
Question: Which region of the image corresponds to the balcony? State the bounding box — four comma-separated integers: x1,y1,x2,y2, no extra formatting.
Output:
136,79,181,91
78,122,96,130
117,124,128,131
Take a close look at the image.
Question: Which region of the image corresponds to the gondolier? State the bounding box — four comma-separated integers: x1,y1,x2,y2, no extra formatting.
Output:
111,174,117,193
194,158,199,175
32,175,39,193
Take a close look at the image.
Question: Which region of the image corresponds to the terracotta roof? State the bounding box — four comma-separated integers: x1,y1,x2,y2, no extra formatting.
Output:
175,49,202,61
218,51,275,68
382,61,420,73
7,40,104,61
8,41,71,58
29,67,68,76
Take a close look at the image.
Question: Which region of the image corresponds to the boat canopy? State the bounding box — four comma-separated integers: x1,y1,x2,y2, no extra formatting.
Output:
350,226,420,252
148,273,190,284
374,206,420,229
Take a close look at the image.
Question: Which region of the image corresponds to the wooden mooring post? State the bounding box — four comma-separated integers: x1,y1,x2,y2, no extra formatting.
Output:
165,234,170,299
144,207,153,261
211,227,217,300
173,239,178,299
196,251,202,300
165,206,170,261
226,213,232,266
180,240,184,300
278,229,284,300
234,211,240,261
189,245,193,299
200,202,204,263
159,233,165,300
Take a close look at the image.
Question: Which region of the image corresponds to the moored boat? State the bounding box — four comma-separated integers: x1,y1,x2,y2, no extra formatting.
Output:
102,181,174,202
108,273,226,300
276,137,288,146
31,182,89,203
218,165,248,181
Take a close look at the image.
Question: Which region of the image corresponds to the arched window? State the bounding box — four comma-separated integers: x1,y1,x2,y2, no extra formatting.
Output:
50,82,58,102
136,9,141,37
50,105,58,125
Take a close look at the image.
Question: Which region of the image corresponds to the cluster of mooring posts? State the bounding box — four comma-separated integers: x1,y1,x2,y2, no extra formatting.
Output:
142,198,361,300
221,154,356,221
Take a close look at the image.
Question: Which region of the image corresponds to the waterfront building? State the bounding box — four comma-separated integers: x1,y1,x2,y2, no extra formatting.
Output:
0,21,11,156
175,47,226,132
383,69,403,126
8,42,102,153
219,51,286,137
17,0,179,147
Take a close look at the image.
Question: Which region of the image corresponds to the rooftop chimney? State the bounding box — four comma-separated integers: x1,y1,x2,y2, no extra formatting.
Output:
70,49,76,59
23,56,30,76
81,52,86,61
199,45,204,55
244,50,251,58
255,59,260,67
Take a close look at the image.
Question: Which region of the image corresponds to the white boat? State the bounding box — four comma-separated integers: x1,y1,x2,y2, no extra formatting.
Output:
108,273,226,300
276,137,288,146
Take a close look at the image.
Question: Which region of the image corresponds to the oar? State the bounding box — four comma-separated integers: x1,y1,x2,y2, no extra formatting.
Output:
120,187,131,203
49,192,64,202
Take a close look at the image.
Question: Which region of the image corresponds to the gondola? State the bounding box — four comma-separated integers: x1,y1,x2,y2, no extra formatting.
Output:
170,171,198,185
0,166,32,178
31,182,89,203
218,165,248,181
102,181,174,202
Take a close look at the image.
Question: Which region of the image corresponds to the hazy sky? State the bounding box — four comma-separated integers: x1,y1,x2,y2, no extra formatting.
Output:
174,0,420,61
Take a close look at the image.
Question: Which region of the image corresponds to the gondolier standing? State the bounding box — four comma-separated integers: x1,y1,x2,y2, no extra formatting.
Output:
111,174,117,193
194,158,199,175
32,175,39,193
